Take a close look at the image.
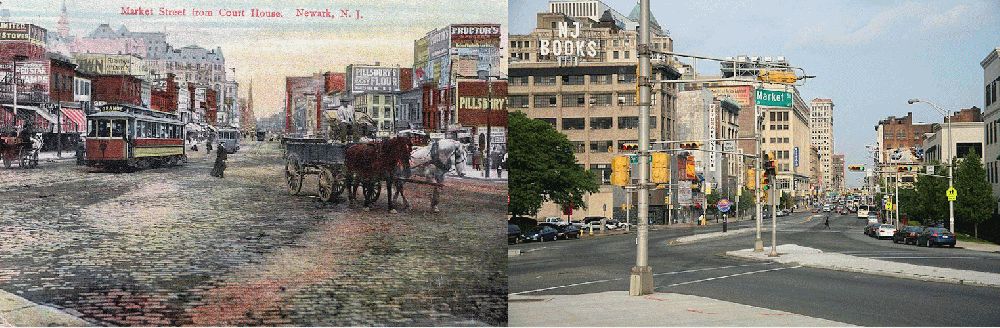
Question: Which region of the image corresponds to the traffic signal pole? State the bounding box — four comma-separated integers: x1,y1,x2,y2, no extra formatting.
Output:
630,0,653,296
754,95,764,252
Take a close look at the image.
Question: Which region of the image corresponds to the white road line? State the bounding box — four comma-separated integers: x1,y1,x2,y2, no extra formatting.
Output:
655,265,803,289
867,256,980,259
509,263,771,296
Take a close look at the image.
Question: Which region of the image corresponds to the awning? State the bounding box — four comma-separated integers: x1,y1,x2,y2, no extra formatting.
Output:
1,105,52,132
59,108,86,133
1,104,56,124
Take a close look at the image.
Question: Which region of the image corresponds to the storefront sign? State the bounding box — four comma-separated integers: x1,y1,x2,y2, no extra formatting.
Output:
0,61,49,103
0,22,46,47
74,54,147,76
450,24,501,48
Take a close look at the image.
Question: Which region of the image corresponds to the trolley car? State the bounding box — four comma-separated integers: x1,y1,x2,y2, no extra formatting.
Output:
85,103,186,170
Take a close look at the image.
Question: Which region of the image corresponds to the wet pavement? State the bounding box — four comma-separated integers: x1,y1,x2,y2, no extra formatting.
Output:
0,141,507,326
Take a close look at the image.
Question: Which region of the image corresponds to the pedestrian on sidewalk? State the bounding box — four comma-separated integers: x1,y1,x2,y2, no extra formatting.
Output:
210,145,227,178
206,139,213,154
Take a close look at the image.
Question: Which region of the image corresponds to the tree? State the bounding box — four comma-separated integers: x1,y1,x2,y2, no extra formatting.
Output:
736,187,755,219
954,150,994,238
779,191,793,209
508,111,599,217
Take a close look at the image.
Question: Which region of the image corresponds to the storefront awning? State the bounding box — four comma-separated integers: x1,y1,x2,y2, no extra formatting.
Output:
59,108,86,133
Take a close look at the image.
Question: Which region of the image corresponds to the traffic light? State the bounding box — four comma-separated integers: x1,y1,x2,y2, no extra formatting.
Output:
848,165,865,172
897,166,913,172
759,188,768,203
620,143,639,153
679,142,702,150
611,156,630,186
757,70,797,84
745,168,756,189
761,171,771,191
763,151,777,176
685,155,696,180
651,153,670,183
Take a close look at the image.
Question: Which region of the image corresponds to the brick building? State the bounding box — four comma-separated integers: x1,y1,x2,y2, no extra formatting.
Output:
91,75,143,106
151,73,179,113
875,112,933,163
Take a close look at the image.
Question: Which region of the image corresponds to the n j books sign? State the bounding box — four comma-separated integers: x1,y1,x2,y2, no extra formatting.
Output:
538,22,598,66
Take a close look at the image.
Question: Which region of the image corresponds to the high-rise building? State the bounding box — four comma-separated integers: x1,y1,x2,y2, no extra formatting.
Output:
831,154,845,193
508,0,680,221
810,98,834,193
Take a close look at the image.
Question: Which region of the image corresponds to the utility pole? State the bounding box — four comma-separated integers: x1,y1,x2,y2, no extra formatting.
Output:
629,0,653,296
485,65,493,178
769,169,778,257
895,168,900,227
754,92,764,252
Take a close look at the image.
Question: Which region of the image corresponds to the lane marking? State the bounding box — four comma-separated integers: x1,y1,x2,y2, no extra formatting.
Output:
655,265,802,289
866,256,980,259
510,263,771,296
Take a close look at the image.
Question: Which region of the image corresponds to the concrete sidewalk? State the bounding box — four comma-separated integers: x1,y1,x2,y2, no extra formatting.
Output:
727,244,1000,288
0,290,91,326
509,291,850,326
959,240,1000,253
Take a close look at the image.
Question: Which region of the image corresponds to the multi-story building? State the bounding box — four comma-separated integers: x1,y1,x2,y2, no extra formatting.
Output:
674,89,741,195
831,153,845,193
509,1,680,220
810,98,834,193
923,107,984,165
874,112,933,188
355,92,399,137
981,47,1000,210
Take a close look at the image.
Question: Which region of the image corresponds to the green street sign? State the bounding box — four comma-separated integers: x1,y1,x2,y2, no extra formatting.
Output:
755,89,792,107
628,155,652,164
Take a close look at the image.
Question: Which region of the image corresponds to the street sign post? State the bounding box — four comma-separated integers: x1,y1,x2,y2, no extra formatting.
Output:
946,186,957,201
755,89,792,107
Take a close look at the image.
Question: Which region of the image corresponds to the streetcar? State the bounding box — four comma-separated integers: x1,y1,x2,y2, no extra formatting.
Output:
216,126,240,153
85,103,186,170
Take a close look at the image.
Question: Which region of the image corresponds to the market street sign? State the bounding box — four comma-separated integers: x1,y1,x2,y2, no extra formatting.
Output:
755,89,792,107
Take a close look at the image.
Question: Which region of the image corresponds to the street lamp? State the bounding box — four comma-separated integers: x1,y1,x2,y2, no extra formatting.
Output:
908,98,954,234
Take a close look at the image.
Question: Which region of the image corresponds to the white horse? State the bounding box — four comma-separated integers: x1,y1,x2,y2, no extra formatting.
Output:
392,139,468,212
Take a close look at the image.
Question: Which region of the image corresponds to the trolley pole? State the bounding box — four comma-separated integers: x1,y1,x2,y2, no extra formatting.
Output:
629,0,653,296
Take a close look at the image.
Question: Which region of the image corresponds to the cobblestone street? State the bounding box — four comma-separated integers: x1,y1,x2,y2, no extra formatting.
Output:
0,141,507,326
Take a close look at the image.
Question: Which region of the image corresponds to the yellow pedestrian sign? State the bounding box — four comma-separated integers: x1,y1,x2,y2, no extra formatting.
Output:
885,199,892,211
946,187,957,201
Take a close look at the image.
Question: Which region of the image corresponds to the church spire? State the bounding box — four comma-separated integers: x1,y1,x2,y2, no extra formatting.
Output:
57,0,70,38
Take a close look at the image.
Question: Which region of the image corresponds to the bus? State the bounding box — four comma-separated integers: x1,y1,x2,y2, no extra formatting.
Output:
857,205,870,219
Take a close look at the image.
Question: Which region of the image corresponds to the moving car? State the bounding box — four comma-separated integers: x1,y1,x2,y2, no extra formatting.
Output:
508,224,521,244
873,224,896,240
857,205,870,218
521,226,559,242
775,209,788,217
867,214,879,225
918,227,956,247
893,226,923,245
823,204,832,212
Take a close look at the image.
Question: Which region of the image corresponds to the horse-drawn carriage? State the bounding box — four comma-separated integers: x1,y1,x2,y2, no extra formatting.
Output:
0,136,38,169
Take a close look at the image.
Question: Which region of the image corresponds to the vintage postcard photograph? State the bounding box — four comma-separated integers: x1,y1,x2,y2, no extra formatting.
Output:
0,0,508,326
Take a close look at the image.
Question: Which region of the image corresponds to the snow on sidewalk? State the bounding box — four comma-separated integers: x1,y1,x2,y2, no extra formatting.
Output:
727,244,1000,288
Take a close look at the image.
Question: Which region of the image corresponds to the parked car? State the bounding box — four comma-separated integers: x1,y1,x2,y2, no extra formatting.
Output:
873,224,896,239
508,224,521,244
521,226,559,242
542,217,568,226
556,225,580,239
893,226,923,245
917,227,956,247
582,216,615,230
775,209,788,217
823,204,832,212
867,214,879,225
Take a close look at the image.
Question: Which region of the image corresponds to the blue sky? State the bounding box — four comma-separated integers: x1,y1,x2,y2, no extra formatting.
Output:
511,0,1000,187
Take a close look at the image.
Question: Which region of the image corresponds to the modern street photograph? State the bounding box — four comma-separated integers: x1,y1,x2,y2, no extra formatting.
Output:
0,0,508,326
507,0,1000,326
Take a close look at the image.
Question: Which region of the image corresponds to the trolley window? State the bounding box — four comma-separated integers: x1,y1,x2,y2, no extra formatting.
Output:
91,120,111,138
111,120,126,138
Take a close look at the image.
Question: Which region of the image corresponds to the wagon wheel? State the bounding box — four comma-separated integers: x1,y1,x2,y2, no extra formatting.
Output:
2,154,10,169
19,149,29,169
285,156,303,195
317,166,337,202
364,179,382,202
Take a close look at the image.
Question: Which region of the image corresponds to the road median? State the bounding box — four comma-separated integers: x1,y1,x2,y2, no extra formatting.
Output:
726,244,1000,288
668,227,755,245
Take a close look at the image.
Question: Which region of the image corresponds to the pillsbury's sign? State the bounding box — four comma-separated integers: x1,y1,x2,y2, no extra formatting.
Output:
538,22,598,63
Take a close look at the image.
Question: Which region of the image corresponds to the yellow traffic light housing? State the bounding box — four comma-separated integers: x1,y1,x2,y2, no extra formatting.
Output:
611,156,631,186
762,172,770,191
745,168,756,189
651,153,670,183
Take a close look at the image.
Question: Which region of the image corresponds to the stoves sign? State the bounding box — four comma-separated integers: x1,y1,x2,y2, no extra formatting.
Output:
539,22,598,66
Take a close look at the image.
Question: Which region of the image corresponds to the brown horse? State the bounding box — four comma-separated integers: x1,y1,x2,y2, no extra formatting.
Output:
344,137,411,212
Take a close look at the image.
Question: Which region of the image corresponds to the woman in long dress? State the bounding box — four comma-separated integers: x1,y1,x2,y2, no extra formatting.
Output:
211,145,227,178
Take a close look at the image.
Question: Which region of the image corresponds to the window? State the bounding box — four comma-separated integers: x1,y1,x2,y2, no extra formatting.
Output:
619,116,639,129
538,118,557,127
563,75,585,85
591,75,611,84
591,117,612,129
591,164,611,184
613,51,619,59
618,73,636,84
534,95,557,107
590,140,613,153
111,120,126,138
564,93,585,107
624,51,630,59
570,141,586,153
592,93,612,106
562,118,585,130
618,93,636,106
509,95,529,108
510,76,528,86
535,76,557,85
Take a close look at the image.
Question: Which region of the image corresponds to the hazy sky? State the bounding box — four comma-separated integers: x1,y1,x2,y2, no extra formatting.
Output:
511,0,1000,188
9,0,507,117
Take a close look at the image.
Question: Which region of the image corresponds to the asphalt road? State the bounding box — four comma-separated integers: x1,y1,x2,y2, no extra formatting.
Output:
509,211,1000,326
0,141,508,326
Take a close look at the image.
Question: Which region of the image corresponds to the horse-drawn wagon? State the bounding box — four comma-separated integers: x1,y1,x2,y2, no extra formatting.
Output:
282,137,350,203
0,136,38,169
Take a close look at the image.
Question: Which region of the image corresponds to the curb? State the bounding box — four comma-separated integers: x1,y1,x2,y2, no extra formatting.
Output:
668,227,755,245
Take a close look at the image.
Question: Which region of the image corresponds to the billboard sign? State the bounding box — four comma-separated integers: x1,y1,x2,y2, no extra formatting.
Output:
0,22,47,47
74,54,147,76
427,27,450,59
0,61,50,103
450,24,501,49
349,66,400,94
707,85,753,109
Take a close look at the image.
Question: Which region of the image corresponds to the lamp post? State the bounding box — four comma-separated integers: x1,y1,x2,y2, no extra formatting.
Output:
908,98,954,233
630,0,653,296
10,55,28,124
